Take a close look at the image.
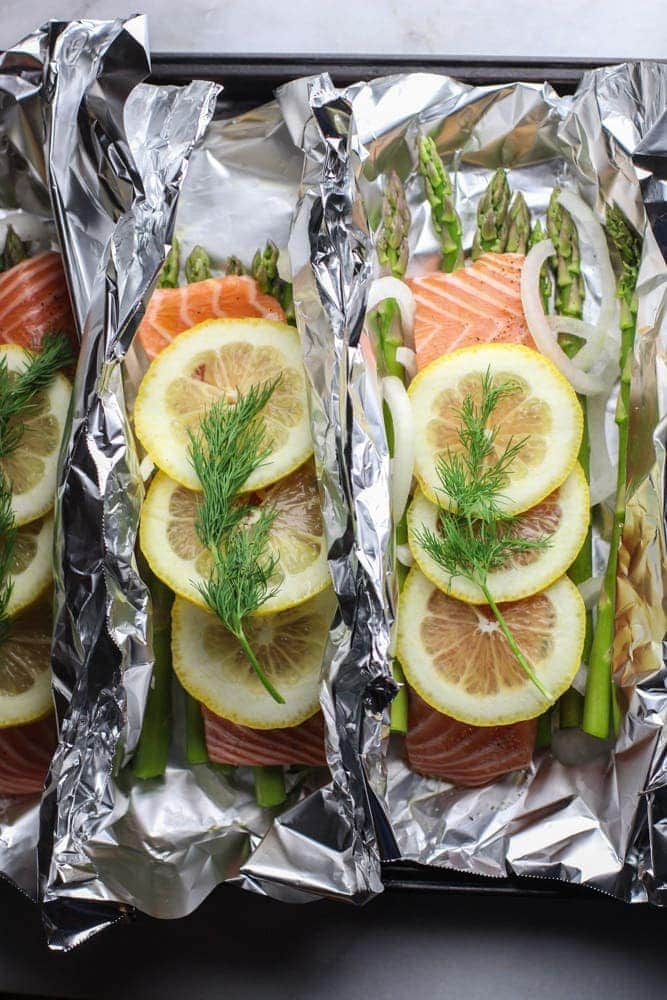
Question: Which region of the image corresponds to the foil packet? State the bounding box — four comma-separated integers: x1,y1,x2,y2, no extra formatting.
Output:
286,65,667,903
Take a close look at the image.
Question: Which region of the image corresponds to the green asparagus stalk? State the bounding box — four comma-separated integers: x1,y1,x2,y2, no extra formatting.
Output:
505,193,531,254
471,168,511,259
547,189,585,328
251,240,295,324
133,574,174,779
184,691,210,765
185,245,212,284
416,139,464,273
225,255,247,276
545,189,591,732
528,221,552,312
583,207,641,739
0,226,29,272
253,766,287,808
157,238,180,289
535,709,553,749
373,171,411,734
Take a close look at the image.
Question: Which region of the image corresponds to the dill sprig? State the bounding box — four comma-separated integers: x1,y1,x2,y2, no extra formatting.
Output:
414,370,554,700
0,332,74,459
188,380,285,703
0,331,73,649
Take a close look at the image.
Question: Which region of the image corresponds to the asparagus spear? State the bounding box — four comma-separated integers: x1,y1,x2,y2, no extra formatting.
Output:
583,207,641,739
157,238,180,288
251,240,295,325
506,193,531,254
471,168,511,259
184,691,210,765
373,171,412,735
547,189,585,327
0,226,29,272
225,255,247,276
253,766,286,808
528,221,552,312
185,245,212,284
133,573,174,779
416,139,463,273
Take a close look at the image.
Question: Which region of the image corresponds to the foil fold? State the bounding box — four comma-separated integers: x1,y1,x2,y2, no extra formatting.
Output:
30,17,219,949
321,64,667,904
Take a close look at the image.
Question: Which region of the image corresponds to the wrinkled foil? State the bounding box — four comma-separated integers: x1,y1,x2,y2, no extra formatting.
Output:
11,18,219,950
0,26,68,901
299,65,667,903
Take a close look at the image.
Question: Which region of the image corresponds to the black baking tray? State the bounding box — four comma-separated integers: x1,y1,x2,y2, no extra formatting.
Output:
146,54,634,901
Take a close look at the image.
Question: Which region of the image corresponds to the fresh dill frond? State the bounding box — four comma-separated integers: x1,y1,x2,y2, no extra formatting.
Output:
189,378,286,702
0,332,74,459
414,369,554,700
0,475,16,648
0,333,72,650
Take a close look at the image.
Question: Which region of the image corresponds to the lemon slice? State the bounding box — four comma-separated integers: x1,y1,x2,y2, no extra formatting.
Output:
0,600,53,728
408,465,590,605
134,319,312,492
172,588,335,729
0,345,70,526
6,515,54,618
141,462,330,617
397,568,584,726
409,343,582,515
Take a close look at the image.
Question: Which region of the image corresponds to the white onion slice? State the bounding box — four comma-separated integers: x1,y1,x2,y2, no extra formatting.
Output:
578,576,603,610
522,240,612,395
367,277,416,349
587,390,618,504
382,375,415,523
395,346,417,380
396,544,414,567
546,315,603,369
139,455,155,483
557,191,618,360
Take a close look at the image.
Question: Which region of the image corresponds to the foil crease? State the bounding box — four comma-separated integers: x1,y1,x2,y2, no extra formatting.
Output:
323,65,667,903
28,18,219,949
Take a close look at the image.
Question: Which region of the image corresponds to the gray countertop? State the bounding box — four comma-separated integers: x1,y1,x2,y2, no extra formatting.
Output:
1,1,666,59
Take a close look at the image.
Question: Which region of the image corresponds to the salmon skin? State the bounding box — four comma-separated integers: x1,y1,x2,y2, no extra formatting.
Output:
0,252,77,352
202,706,326,767
408,253,534,370
406,692,536,787
137,274,286,360
0,715,56,797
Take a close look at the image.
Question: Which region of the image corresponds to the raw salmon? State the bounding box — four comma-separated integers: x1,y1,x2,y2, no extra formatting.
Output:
408,253,534,370
0,715,56,797
0,252,77,351
202,706,326,767
137,275,286,360
406,691,536,787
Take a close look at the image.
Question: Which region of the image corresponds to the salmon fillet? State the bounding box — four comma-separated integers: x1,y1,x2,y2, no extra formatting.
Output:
202,706,326,767
0,715,56,797
0,252,77,351
137,275,286,360
408,253,534,370
406,691,536,787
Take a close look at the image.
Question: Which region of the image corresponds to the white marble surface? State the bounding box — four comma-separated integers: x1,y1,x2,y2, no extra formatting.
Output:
0,1,665,58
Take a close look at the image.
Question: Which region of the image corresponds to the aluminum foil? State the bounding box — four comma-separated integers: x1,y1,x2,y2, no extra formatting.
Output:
0,25,70,902
11,18,220,949
295,65,667,903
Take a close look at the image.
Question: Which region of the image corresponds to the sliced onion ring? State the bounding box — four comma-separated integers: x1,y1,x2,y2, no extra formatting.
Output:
367,276,416,350
587,390,618,504
578,576,603,610
396,346,417,380
522,240,613,395
382,375,415,523
396,544,414,567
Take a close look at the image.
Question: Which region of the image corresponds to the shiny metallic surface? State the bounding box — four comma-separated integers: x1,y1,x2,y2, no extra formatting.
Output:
11,18,219,949
326,65,667,903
